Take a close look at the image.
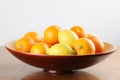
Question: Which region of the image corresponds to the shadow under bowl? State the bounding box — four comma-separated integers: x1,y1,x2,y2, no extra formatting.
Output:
5,41,117,74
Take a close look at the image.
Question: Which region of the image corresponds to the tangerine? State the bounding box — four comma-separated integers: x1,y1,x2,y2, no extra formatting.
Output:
70,25,87,38
72,38,95,55
24,31,42,42
30,42,49,54
41,40,53,48
15,37,35,52
87,34,104,53
44,25,61,44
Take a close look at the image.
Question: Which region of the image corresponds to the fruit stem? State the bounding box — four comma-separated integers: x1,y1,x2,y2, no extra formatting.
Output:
78,46,82,49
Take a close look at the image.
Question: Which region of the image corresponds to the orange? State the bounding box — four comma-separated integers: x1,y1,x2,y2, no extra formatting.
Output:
30,42,49,54
72,38,95,55
41,40,53,48
87,33,98,38
15,37,35,52
87,34,104,53
24,31,42,42
44,25,61,44
70,25,87,38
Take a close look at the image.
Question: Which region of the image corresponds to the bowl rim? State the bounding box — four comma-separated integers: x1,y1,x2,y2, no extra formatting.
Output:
5,40,117,57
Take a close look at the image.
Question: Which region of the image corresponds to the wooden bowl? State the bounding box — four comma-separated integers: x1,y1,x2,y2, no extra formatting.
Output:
5,40,116,73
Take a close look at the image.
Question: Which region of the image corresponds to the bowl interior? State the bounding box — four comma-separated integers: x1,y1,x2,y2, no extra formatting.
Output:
5,40,116,55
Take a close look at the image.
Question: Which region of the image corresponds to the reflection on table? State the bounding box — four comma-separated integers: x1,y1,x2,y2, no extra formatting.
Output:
22,71,101,80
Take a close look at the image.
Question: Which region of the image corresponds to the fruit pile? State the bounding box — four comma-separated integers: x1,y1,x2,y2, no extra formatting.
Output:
15,25,104,56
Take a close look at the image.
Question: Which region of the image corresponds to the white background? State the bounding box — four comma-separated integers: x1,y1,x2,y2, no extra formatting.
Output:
0,0,120,46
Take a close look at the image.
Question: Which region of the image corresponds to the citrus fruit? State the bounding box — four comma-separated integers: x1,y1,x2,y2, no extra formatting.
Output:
44,25,61,44
87,33,98,38
41,40,53,48
70,25,87,38
47,43,76,56
30,42,49,54
24,31,42,42
72,38,95,55
87,34,104,53
58,30,78,47
15,37,35,52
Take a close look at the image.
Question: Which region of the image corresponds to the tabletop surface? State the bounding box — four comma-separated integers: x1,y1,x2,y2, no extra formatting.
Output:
0,46,120,80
